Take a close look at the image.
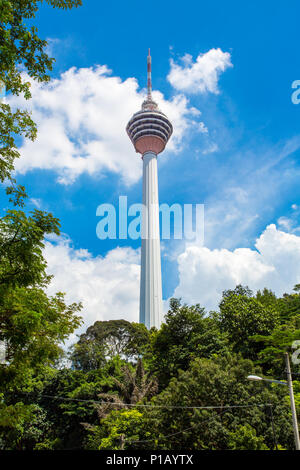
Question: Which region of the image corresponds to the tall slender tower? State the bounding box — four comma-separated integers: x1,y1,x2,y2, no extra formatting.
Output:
126,50,173,329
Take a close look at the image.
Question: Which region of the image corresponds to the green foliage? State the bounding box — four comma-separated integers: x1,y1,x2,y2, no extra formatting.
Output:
278,288,300,324
0,209,60,290
0,103,36,184
218,285,279,359
0,205,82,390
0,0,86,451
0,172,82,448
26,358,128,449
251,285,300,375
0,0,82,185
228,424,269,450
293,381,300,416
71,320,150,370
150,298,229,388
2,289,299,450
256,288,278,308
0,398,52,450
86,409,147,450
138,355,293,450
252,327,300,376
3,2,297,451
0,282,82,448
0,288,82,388
96,358,158,414
0,187,298,453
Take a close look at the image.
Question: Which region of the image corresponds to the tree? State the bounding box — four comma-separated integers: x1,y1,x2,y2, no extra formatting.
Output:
32,357,130,450
218,285,279,358
0,206,82,385
86,409,148,450
97,358,158,409
35,367,105,450
150,298,229,388
0,288,82,388
0,209,60,290
139,355,294,450
0,198,82,448
277,286,300,324
83,358,158,449
0,0,82,193
1,289,297,450
0,0,87,450
256,288,278,309
228,424,269,450
71,320,150,370
0,402,52,450
251,285,300,375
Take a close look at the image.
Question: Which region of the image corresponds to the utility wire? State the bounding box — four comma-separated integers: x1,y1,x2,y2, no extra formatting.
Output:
16,392,278,449
125,410,228,445
126,405,278,448
19,392,273,410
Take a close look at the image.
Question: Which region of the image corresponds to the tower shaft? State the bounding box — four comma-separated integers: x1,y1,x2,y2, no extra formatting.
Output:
140,151,163,329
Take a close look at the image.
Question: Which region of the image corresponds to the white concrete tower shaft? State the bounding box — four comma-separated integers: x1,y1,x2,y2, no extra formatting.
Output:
140,151,163,328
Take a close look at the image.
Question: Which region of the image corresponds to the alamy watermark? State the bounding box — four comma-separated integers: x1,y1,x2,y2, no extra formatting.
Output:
0,80,5,103
0,340,7,365
291,80,300,104
291,340,300,365
96,196,204,242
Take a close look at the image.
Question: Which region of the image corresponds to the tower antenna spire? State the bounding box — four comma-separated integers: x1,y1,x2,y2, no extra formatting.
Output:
147,48,152,100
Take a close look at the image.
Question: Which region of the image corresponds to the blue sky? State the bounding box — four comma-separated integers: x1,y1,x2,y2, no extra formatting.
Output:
6,0,300,335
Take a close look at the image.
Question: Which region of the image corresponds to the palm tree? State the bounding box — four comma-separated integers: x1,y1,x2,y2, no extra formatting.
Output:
96,358,158,418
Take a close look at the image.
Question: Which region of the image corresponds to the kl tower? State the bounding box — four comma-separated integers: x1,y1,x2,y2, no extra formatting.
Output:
126,50,173,329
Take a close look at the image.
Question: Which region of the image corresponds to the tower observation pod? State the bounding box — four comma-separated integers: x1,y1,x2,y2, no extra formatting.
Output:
126,50,173,329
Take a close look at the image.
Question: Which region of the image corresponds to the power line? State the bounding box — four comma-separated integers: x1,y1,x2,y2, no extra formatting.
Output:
125,410,228,444
17,392,277,449
19,392,273,410
126,405,278,448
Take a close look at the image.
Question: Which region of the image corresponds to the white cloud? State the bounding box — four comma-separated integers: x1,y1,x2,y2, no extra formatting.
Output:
277,204,300,235
277,216,292,231
172,224,300,311
167,48,232,94
43,236,140,345
43,223,300,342
8,65,203,185
29,197,42,209
202,142,219,154
198,136,300,251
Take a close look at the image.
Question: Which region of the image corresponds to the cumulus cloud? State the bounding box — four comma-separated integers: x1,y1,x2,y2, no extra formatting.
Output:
8,65,203,185
44,223,300,343
172,224,300,311
43,236,140,345
167,48,232,94
277,203,300,234
277,216,293,231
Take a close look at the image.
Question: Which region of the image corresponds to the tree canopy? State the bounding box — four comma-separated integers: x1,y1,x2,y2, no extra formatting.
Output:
0,0,83,447
1,285,300,450
0,0,82,195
